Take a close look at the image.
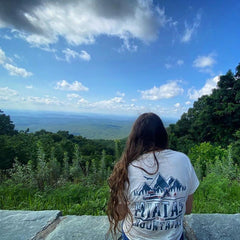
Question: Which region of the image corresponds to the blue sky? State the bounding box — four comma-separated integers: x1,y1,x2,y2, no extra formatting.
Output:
0,0,239,119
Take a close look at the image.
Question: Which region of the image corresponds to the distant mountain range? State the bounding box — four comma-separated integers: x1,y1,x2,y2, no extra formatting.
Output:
4,110,177,140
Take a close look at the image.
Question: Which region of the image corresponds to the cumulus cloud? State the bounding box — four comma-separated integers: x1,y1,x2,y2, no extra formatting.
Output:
84,97,125,110
77,98,88,104
140,81,184,100
83,96,152,114
0,0,169,48
193,54,216,68
188,75,220,100
0,87,18,100
62,48,91,62
185,101,191,105
116,91,125,97
3,35,12,40
0,48,7,64
174,103,180,108
0,47,33,77
67,93,81,99
181,13,201,43
3,63,33,77
55,80,89,91
23,96,62,105
93,97,124,106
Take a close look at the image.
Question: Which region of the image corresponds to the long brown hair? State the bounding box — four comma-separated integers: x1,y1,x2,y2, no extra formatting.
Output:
107,112,168,235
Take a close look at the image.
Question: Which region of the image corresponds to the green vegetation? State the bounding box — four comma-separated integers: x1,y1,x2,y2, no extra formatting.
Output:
0,63,240,215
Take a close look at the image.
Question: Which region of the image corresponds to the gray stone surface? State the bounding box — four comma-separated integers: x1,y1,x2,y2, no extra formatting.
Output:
185,213,240,240
45,215,116,240
0,210,61,240
1,211,240,240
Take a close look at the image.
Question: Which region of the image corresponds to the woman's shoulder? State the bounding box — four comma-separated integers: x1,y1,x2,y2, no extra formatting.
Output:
153,149,188,159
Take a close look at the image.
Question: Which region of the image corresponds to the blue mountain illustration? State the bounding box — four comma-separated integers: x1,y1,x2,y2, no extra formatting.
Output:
135,174,186,196
139,182,152,195
153,174,169,191
168,177,186,191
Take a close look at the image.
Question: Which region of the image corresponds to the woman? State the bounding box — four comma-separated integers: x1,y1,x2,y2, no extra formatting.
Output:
107,113,199,240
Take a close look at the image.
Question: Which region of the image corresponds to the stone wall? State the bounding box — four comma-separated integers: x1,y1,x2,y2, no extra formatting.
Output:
0,210,239,240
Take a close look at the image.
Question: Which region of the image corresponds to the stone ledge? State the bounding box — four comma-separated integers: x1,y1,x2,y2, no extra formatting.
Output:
0,210,61,240
0,210,240,240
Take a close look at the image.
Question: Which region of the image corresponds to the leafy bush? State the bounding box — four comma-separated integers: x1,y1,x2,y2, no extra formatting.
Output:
193,172,240,213
0,182,109,215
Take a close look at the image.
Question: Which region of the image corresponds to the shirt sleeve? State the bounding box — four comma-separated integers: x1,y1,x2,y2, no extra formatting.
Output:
187,159,200,195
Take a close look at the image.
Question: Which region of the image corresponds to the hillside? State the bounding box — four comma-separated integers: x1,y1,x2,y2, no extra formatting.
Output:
4,110,176,140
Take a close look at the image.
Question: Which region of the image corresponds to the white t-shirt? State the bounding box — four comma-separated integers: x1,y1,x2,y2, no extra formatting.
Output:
123,149,199,240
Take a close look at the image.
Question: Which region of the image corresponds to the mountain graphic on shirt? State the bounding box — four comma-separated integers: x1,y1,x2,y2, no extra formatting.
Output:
167,177,186,191
152,174,169,191
135,173,186,196
138,182,152,195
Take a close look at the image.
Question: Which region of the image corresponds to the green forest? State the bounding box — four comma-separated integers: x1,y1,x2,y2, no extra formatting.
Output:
1,63,240,215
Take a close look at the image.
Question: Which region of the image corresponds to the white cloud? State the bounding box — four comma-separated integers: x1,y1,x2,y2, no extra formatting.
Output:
89,97,125,110
165,64,172,69
23,96,62,105
62,48,91,62
177,60,184,66
185,101,191,105
0,48,7,64
0,87,18,100
116,91,125,97
55,80,89,91
131,98,137,102
188,75,220,100
193,54,216,68
3,63,33,77
181,13,201,43
3,35,12,40
26,85,33,89
119,37,138,52
0,47,33,77
174,103,180,108
140,81,184,100
67,93,81,99
79,50,91,61
77,98,88,104
0,1,170,49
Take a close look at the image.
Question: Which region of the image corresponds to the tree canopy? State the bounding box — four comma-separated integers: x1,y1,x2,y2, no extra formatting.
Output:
168,63,240,151
0,110,17,136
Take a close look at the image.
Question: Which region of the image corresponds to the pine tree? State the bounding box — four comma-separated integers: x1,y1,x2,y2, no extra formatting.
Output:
114,140,120,163
70,144,82,182
62,152,70,180
36,142,49,190
48,147,61,185
100,150,106,180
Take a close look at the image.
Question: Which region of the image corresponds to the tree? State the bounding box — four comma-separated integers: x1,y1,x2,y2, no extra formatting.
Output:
168,63,240,148
0,110,17,135
70,144,83,182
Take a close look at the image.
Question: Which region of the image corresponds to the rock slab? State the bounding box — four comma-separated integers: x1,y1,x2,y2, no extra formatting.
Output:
0,210,61,240
185,213,240,240
45,215,117,240
1,211,240,240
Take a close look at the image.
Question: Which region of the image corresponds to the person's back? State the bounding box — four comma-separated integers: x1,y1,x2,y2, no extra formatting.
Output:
107,113,199,240
123,149,199,240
